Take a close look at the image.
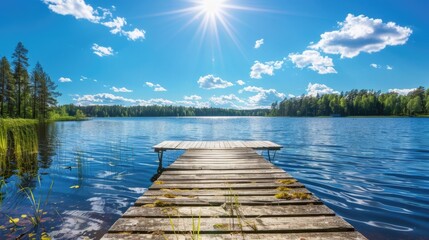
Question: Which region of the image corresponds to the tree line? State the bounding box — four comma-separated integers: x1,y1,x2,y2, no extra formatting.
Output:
57,104,269,117
270,87,429,117
0,42,60,120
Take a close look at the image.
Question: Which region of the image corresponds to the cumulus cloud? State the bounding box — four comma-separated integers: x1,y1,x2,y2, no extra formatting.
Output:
43,0,99,22
92,44,114,57
145,82,167,92
210,94,246,106
306,83,340,97
176,100,210,108
386,65,393,70
43,0,145,41
59,77,72,82
184,95,202,101
101,16,126,34
289,50,337,74
240,86,286,108
311,14,412,58
111,86,133,93
73,93,173,106
254,39,264,49
250,60,284,79
236,80,245,86
388,88,416,96
122,28,146,41
198,75,234,89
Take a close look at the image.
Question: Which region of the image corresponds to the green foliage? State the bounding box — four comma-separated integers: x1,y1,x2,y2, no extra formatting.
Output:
57,104,269,117
1,42,60,121
274,87,429,117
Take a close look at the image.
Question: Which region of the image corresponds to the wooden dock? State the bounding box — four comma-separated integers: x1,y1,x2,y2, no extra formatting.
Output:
102,141,366,239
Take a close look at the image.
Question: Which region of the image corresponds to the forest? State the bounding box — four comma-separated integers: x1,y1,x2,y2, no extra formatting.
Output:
0,42,60,120
270,87,429,117
58,104,269,117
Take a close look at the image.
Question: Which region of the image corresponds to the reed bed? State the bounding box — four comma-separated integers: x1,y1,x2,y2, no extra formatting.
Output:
0,119,38,172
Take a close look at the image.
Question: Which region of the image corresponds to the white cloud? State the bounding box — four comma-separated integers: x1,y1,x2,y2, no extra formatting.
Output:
92,44,114,57
289,50,337,74
59,77,72,83
184,95,202,101
311,14,412,58
43,0,99,22
73,93,174,106
101,16,126,34
80,76,88,81
240,86,286,108
176,100,210,108
111,87,133,93
145,82,167,92
43,0,146,41
250,60,284,79
210,94,245,105
370,63,380,69
254,39,264,49
145,98,174,105
236,80,245,86
388,88,416,96
386,65,393,70
122,28,146,41
154,87,167,92
306,83,340,97
198,75,234,89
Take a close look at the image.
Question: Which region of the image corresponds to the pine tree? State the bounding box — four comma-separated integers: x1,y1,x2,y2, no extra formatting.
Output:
12,42,30,118
30,62,43,119
38,71,60,120
0,57,13,117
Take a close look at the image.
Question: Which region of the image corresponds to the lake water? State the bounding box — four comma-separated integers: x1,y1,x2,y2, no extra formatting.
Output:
1,117,428,239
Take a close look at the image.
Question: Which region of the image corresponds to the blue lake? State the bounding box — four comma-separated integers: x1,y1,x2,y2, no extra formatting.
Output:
1,117,428,239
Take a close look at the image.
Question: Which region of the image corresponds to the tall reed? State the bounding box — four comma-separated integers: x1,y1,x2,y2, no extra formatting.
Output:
0,119,38,175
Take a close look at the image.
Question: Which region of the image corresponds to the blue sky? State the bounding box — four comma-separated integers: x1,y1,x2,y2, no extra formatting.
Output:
1,0,428,108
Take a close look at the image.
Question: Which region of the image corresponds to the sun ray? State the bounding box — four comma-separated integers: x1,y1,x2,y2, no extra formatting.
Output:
153,0,274,61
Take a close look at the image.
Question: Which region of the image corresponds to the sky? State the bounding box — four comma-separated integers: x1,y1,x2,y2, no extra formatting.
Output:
1,0,428,109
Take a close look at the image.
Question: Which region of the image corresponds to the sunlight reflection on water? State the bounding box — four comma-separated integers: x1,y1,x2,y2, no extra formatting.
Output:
0,117,428,239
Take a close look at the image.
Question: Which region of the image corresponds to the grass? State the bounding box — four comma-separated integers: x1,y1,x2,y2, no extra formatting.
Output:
48,116,88,122
0,119,38,176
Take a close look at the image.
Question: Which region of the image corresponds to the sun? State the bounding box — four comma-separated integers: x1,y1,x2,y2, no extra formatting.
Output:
199,0,226,16
159,0,262,55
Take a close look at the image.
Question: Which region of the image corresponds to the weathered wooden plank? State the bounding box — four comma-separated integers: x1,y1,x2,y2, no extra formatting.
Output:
169,164,273,168
157,173,292,181
103,232,367,240
108,216,353,233
144,188,310,197
123,205,335,218
150,181,303,189
162,169,286,175
106,145,365,240
135,195,320,206
153,141,283,151
153,141,181,150
166,165,278,170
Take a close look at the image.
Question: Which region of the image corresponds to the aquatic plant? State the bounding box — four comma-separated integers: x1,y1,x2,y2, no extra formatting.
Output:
0,119,38,176
19,177,54,226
